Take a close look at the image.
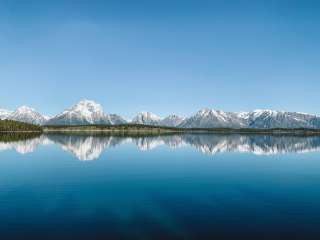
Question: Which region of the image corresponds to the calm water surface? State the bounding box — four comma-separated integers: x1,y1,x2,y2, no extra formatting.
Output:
1,133,320,239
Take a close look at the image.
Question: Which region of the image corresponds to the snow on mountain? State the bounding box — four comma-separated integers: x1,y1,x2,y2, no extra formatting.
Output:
245,109,320,129
0,109,13,120
131,112,184,127
180,108,320,129
2,100,320,129
179,108,246,128
47,100,112,125
160,115,185,127
7,106,47,125
131,112,162,125
46,100,127,126
108,114,127,125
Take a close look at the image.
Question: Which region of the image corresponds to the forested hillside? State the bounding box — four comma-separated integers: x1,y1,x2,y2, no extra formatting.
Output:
0,120,42,132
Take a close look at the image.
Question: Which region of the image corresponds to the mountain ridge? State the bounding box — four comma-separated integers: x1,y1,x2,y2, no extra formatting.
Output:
1,100,320,129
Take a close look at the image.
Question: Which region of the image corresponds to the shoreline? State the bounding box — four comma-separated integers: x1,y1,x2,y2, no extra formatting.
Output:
42,126,320,136
1,123,320,136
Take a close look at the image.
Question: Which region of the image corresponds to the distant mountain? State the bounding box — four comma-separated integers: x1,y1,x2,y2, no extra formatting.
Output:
2,100,320,129
244,110,320,129
131,112,185,127
7,106,48,125
180,109,320,129
179,109,245,128
131,112,161,125
160,115,185,127
46,100,126,126
47,100,108,125
108,114,127,125
0,109,13,120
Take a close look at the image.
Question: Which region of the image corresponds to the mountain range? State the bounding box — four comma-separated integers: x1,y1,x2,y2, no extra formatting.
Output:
1,99,320,129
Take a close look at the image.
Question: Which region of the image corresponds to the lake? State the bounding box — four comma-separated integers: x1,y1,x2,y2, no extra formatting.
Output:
1,133,320,239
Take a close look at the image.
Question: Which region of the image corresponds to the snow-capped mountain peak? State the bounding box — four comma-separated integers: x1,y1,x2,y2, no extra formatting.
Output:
179,108,245,128
140,111,161,120
2,100,320,129
131,112,162,125
160,114,185,127
7,106,47,125
252,109,280,117
196,108,230,122
236,111,250,119
47,99,109,125
16,106,36,113
67,99,104,115
0,108,13,120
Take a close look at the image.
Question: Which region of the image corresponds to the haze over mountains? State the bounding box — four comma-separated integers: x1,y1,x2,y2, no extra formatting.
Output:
1,99,320,129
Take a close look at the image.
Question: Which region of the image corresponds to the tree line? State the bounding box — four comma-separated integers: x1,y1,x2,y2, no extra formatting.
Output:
0,120,42,132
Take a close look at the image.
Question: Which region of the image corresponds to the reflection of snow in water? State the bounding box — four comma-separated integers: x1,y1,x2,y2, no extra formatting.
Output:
1,134,320,160
59,136,112,161
0,135,53,154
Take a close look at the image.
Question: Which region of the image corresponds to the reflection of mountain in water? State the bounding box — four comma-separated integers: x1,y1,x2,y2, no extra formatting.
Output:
181,134,320,155
134,135,186,151
1,134,320,160
0,135,51,154
46,134,127,161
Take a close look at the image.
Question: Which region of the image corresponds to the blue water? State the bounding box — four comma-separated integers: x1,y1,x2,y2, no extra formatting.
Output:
1,134,320,239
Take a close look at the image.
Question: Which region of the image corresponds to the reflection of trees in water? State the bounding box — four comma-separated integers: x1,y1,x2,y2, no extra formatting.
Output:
1,133,320,160
0,132,41,142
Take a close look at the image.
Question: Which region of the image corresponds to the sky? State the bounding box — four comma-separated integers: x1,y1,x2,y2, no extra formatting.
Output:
0,0,319,118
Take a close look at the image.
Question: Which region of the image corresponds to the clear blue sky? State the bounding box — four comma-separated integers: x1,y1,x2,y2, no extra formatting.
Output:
1,0,319,118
